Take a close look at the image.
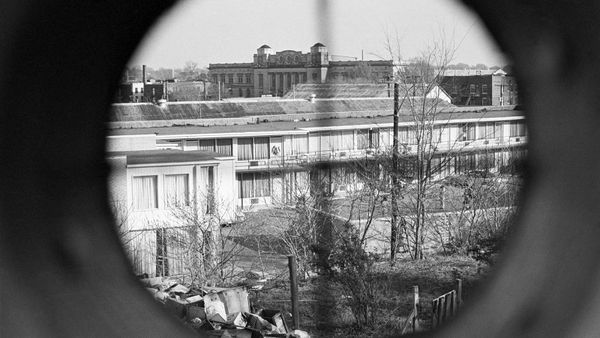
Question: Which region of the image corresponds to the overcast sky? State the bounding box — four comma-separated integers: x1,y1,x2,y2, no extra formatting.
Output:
130,0,507,69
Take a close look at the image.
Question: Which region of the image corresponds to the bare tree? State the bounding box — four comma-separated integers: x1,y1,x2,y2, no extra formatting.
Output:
383,33,459,259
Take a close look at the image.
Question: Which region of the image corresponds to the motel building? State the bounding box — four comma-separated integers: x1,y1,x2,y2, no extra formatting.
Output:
107,96,526,276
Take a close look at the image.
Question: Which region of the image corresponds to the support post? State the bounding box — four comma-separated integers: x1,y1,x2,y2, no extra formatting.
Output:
288,255,300,330
456,278,463,308
390,82,400,261
413,285,420,332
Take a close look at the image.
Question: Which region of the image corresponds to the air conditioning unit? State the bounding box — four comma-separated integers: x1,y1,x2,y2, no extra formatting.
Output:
515,137,521,142
249,161,259,166
483,140,489,145
365,149,375,155
250,198,259,205
337,151,348,158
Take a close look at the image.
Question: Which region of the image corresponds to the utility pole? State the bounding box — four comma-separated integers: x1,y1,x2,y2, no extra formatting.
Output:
391,82,400,261
218,80,221,101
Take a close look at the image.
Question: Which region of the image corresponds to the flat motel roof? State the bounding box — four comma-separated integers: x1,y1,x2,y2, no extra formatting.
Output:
107,109,525,139
107,150,230,165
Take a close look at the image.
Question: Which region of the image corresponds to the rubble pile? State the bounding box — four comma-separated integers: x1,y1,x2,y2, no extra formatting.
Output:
142,277,309,338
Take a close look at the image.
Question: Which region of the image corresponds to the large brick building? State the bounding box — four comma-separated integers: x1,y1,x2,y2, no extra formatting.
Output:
208,43,393,98
440,68,519,106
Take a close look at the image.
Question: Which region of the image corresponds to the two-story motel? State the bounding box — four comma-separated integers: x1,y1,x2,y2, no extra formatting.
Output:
107,97,526,276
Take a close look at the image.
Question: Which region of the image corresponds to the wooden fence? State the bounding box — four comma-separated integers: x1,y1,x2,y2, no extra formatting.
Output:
431,279,463,328
401,285,420,335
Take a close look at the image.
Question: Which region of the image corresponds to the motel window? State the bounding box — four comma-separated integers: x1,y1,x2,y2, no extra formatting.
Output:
132,176,158,210
254,137,270,159
198,139,215,152
237,137,270,160
246,73,252,83
482,84,488,94
369,129,380,148
469,84,476,95
238,138,253,160
509,121,527,137
477,122,496,140
219,74,225,83
216,138,233,156
199,166,215,215
228,74,233,84
399,127,417,145
164,174,189,207
356,129,369,149
459,123,476,141
495,122,504,140
237,74,243,83
482,97,489,105
237,172,271,198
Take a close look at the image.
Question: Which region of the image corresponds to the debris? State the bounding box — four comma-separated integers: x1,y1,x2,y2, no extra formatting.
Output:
153,282,303,337
290,329,310,338
245,312,275,332
226,312,247,328
185,294,203,304
204,295,227,322
258,309,288,334
203,286,250,314
166,283,190,295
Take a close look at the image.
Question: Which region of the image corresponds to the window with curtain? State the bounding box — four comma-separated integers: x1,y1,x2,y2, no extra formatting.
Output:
132,176,157,210
238,173,254,198
308,132,320,153
494,122,504,140
198,139,215,152
460,123,476,141
238,138,253,160
164,174,189,207
357,129,369,149
255,172,271,197
237,172,271,198
216,138,232,156
369,129,379,148
320,132,331,153
339,130,353,150
292,135,308,154
510,121,527,137
199,167,215,214
254,137,270,159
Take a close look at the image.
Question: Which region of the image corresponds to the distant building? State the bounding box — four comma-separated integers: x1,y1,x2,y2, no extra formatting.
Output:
208,43,393,98
283,83,451,103
116,82,145,103
440,68,518,106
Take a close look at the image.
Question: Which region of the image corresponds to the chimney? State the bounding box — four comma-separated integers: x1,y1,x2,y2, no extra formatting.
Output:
142,65,146,84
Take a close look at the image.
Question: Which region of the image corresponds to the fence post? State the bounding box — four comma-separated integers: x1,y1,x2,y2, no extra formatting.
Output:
288,255,300,330
413,285,420,332
456,278,463,308
432,300,437,328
